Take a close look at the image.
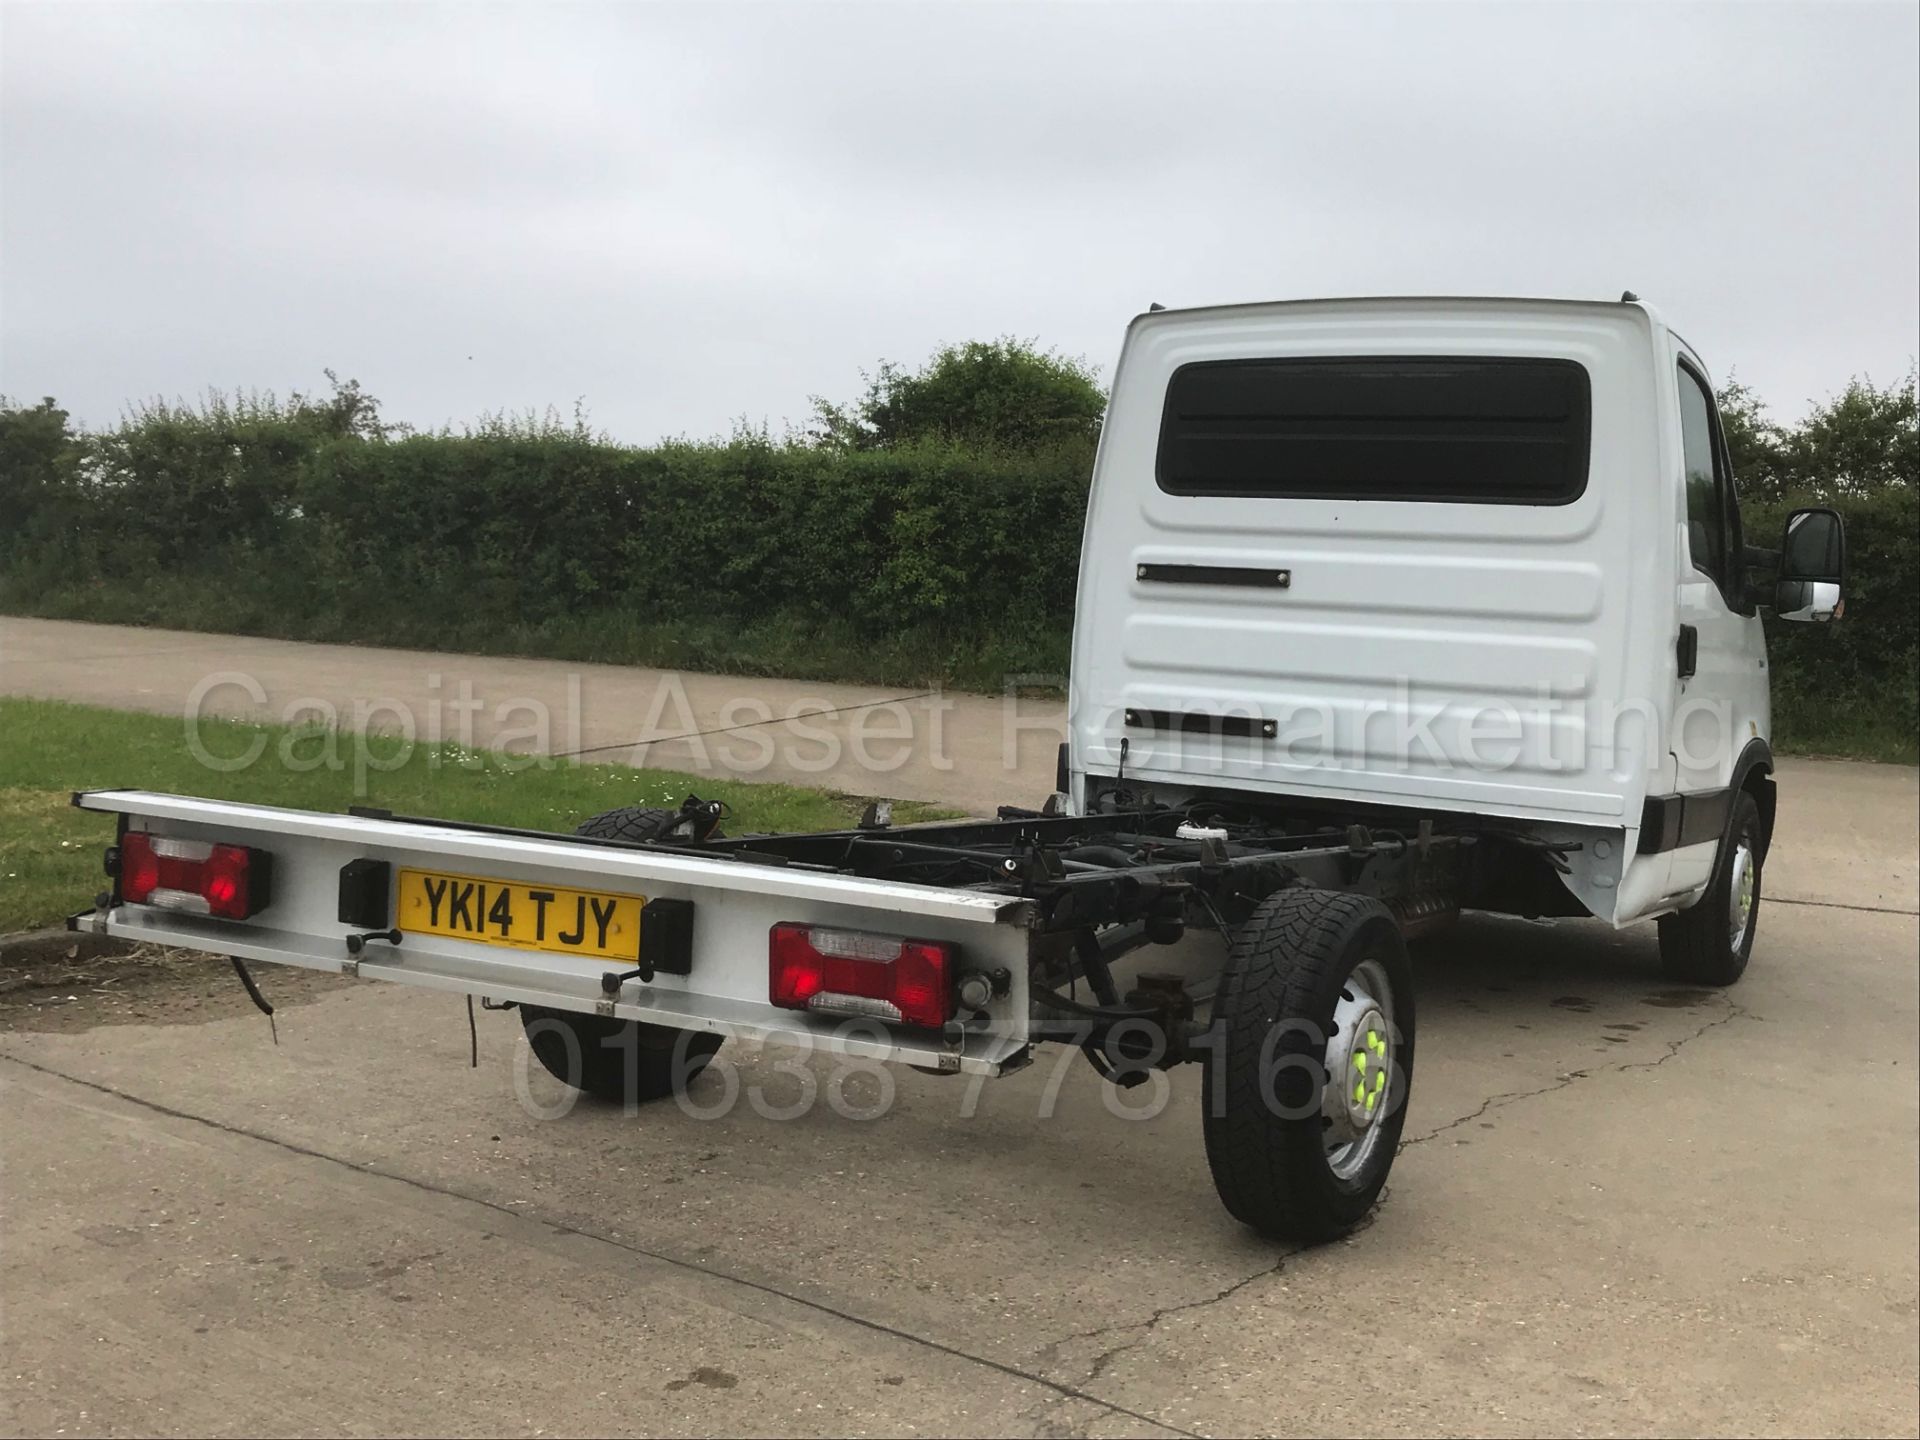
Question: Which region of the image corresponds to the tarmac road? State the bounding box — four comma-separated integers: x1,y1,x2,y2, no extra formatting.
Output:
2,618,1916,1437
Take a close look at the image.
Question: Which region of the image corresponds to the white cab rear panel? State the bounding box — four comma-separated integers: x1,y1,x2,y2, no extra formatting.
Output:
1070,298,1672,830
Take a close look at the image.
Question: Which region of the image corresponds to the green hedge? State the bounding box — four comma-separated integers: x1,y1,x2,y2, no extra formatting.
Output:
1,396,1913,756
0,401,1092,687
1746,485,1917,749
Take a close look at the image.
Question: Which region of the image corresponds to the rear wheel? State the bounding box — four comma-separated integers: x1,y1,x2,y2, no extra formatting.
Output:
1657,789,1763,986
520,1005,722,1104
1202,889,1413,1243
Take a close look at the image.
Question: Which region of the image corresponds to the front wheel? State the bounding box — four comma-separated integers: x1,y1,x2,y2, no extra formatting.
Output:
1202,889,1414,1242
1657,789,1763,986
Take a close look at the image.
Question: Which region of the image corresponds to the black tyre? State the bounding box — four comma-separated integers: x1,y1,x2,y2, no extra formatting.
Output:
1202,889,1414,1243
1657,789,1763,987
520,1005,722,1103
575,807,680,843
519,806,725,1102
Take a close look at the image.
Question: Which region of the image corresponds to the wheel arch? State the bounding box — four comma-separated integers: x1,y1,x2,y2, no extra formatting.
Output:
1731,738,1776,859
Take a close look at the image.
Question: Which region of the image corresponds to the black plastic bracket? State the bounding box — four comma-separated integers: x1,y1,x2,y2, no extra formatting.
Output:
598,896,695,993
638,897,695,977
337,858,392,929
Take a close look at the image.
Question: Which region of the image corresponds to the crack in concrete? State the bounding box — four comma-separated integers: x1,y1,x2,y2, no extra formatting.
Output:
1397,1073,1592,1149
1025,1199,1387,1440
1019,1259,1292,1436
1076,1251,1298,1387
1,1051,1202,1440
1400,998,1750,1150
1025,1000,1753,1424
1770,896,1918,917
1616,1002,1748,1072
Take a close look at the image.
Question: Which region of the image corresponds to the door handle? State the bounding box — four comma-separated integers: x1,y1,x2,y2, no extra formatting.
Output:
1677,625,1698,679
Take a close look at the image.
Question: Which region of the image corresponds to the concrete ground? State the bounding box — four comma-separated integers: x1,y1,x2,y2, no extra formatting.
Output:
2,618,1917,1437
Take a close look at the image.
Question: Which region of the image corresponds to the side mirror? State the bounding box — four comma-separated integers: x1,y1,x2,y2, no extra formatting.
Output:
1773,507,1846,623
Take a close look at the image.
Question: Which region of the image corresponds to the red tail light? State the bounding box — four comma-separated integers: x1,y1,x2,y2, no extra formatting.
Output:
119,832,270,920
769,923,955,1030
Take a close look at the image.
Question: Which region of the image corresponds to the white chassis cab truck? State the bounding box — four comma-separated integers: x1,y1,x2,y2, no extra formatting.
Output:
71,296,1849,1242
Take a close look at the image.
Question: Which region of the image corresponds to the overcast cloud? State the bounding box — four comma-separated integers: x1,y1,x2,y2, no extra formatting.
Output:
3,1,1915,441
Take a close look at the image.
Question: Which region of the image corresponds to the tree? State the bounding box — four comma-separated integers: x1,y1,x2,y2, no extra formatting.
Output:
1719,368,1917,504
810,338,1104,454
0,396,76,542
1717,375,1791,502
0,395,72,477
289,369,395,441
1782,367,1917,499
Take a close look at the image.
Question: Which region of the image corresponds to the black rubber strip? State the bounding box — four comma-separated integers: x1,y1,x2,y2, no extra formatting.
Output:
1135,562,1291,588
1123,709,1278,740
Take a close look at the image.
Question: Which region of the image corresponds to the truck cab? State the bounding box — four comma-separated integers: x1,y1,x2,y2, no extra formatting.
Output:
1066,296,1838,954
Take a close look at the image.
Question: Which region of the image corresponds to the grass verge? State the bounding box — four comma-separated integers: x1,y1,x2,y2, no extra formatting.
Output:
1771,695,1917,765
6,581,1072,694
0,697,949,935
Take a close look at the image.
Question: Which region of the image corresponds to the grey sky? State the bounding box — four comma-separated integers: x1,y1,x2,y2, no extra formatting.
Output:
3,1,1915,442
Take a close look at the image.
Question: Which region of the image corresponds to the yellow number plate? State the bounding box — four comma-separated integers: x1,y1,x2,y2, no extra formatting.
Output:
395,867,643,963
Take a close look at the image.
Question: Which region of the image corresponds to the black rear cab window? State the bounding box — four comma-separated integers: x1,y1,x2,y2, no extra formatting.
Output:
1155,356,1592,504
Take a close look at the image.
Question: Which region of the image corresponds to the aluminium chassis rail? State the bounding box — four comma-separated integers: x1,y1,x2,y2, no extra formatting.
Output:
69,788,1473,1079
